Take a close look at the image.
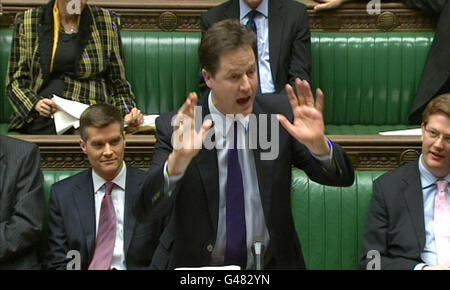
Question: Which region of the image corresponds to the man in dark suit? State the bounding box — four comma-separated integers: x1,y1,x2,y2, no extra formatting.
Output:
361,93,450,270
44,104,168,270
200,0,311,95
0,136,44,269
139,19,354,270
314,0,450,124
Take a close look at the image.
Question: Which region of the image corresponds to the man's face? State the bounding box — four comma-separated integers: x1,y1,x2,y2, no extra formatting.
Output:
202,45,258,116
421,112,450,178
80,122,125,181
244,0,263,9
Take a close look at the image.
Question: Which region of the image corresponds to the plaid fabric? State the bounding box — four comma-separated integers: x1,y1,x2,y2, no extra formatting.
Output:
6,3,136,130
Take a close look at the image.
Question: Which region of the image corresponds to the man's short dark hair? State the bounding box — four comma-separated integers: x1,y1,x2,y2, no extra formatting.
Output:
79,103,124,141
199,19,257,77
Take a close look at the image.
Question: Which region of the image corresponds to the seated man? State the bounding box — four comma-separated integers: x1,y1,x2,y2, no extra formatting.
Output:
0,136,44,269
361,93,450,270
314,0,450,124
140,19,354,270
200,0,311,95
44,104,169,270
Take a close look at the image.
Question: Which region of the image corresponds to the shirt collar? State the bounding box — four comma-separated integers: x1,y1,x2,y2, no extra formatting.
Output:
92,161,127,193
208,91,250,138
239,0,269,20
418,154,450,189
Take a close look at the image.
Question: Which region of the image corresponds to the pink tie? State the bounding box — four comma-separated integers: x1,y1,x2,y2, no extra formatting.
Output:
88,182,117,270
434,180,450,267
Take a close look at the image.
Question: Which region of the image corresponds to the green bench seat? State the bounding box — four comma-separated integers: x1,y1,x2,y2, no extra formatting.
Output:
40,168,384,270
0,29,433,135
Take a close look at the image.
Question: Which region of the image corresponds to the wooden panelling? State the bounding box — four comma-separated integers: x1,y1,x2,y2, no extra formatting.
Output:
0,0,437,32
11,134,421,171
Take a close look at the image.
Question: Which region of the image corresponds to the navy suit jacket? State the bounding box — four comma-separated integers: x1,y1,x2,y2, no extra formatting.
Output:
45,167,169,270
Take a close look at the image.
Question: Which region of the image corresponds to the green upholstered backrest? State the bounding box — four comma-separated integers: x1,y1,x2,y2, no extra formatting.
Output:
313,33,434,126
0,30,13,125
120,31,202,115
0,30,434,134
291,169,385,270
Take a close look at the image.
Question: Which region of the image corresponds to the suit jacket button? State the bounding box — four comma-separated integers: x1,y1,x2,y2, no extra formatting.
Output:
206,244,214,252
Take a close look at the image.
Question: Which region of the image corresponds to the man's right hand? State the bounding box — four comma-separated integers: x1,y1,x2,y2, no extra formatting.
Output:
167,92,213,176
313,0,353,11
35,98,58,118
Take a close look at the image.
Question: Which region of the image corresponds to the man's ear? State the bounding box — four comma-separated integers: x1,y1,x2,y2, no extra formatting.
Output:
202,68,213,89
421,122,426,142
80,138,87,154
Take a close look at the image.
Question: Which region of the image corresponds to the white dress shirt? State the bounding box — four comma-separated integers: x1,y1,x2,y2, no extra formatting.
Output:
92,163,127,270
414,155,450,270
239,0,275,94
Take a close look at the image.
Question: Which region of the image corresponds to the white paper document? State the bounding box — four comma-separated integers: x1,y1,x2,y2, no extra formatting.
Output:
379,128,421,136
52,95,89,135
142,114,158,127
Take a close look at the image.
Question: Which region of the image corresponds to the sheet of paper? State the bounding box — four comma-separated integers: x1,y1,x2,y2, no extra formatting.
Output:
52,95,89,134
142,114,158,127
53,111,79,135
124,114,159,128
379,128,421,136
53,95,89,119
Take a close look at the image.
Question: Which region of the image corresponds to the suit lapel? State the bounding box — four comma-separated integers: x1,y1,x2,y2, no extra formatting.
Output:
268,0,284,83
251,101,273,223
224,0,240,19
72,169,96,261
402,162,426,250
195,98,220,234
123,167,141,257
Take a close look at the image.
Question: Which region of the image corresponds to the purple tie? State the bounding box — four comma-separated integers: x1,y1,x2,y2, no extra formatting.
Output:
88,182,117,270
225,122,247,268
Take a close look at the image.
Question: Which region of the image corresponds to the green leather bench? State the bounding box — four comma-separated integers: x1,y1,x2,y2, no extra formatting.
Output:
1,29,432,135
40,169,384,270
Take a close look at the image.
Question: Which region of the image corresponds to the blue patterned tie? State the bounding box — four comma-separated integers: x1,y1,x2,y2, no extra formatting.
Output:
225,122,247,268
246,10,259,33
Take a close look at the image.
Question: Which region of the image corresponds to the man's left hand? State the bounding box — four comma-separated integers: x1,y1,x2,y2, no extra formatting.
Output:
277,78,330,156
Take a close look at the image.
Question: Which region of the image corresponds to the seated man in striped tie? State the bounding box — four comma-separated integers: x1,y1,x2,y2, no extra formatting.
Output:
361,94,450,270
199,0,311,96
44,104,170,270
139,19,354,270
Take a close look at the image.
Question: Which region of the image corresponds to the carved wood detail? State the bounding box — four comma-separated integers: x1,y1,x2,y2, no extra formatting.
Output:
11,134,421,171
0,1,437,32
